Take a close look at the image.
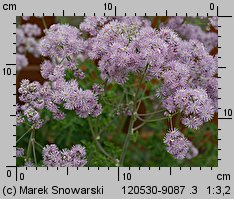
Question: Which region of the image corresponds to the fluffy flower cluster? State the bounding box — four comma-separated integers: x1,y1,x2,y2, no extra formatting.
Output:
174,88,215,129
18,81,99,128
157,38,217,129
40,24,85,58
80,16,150,37
40,59,102,118
16,24,41,57
164,16,218,52
16,104,24,126
164,129,198,159
16,54,28,71
83,17,217,129
22,24,41,37
18,80,45,128
88,18,166,83
18,17,216,130
18,23,102,128
80,16,114,36
56,80,102,118
42,144,87,167
16,23,41,71
16,147,24,157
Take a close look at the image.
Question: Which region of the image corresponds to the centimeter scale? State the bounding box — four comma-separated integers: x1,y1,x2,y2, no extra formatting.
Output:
0,0,233,198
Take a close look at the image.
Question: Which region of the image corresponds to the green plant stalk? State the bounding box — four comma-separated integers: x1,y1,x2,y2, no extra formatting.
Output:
119,65,149,166
88,117,117,164
34,140,43,149
16,126,32,143
136,112,178,123
31,130,37,165
137,109,166,117
26,128,38,165
26,130,33,161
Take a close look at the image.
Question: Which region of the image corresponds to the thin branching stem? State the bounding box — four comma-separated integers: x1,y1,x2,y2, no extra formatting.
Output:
119,65,149,166
133,121,146,132
88,117,117,164
16,127,32,143
137,112,178,123
31,130,37,165
26,130,33,161
137,109,166,116
34,140,43,149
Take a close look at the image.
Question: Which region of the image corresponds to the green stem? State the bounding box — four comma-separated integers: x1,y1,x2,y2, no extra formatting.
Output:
88,117,117,164
137,109,166,116
137,112,178,123
138,116,171,123
16,127,32,143
31,130,37,165
181,16,187,25
133,121,146,132
169,116,173,130
26,131,33,161
119,65,149,166
119,117,135,166
34,140,43,149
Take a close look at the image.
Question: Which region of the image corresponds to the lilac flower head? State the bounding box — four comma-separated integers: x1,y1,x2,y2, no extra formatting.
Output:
205,77,218,111
69,145,87,166
164,17,218,52
23,107,40,122
89,19,167,83
22,24,41,37
162,61,190,90
16,28,26,47
92,84,104,95
40,60,54,79
157,38,217,129
42,144,61,167
135,27,168,79
74,68,85,79
40,24,85,58
16,54,28,71
16,25,41,58
42,144,87,167
16,104,24,126
55,80,102,118
164,128,190,159
80,16,150,37
18,80,49,128
18,80,41,103
25,37,41,57
157,27,182,60
16,147,24,157
209,16,218,30
80,16,114,36
174,88,215,129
